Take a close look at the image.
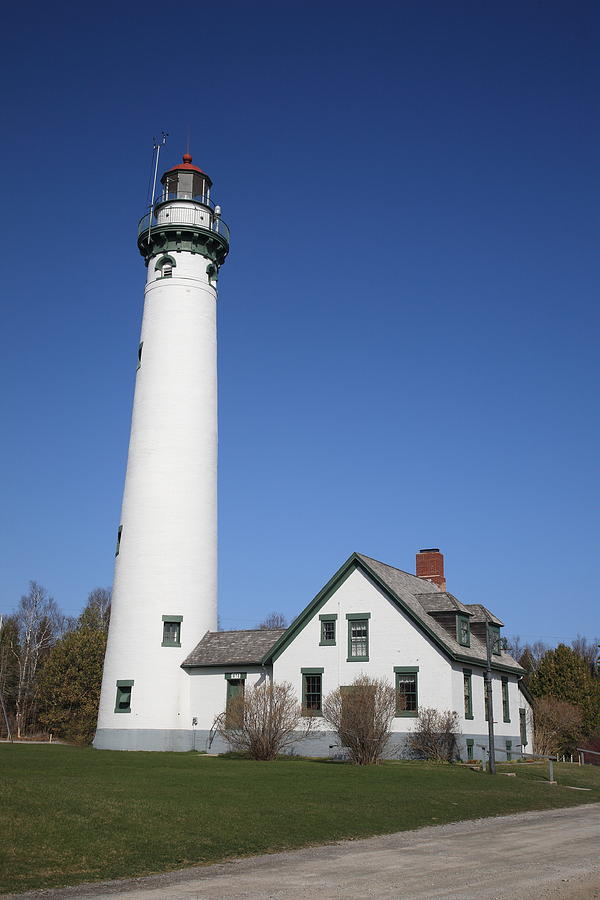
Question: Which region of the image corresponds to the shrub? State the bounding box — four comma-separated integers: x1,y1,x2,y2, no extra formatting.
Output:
407,707,461,762
322,675,396,765
215,681,315,761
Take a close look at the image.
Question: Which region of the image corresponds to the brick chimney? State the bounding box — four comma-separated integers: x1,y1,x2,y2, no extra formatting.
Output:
416,548,446,590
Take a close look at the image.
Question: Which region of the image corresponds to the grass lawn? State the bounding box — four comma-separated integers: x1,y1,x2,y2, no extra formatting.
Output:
1,745,599,894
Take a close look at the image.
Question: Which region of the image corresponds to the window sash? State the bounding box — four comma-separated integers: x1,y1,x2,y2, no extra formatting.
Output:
463,671,473,719
302,674,322,714
457,615,470,647
321,620,335,644
349,620,368,658
502,678,510,722
396,672,418,715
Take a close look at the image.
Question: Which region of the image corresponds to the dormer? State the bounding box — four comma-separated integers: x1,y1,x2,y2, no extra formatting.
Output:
465,604,504,655
415,592,473,647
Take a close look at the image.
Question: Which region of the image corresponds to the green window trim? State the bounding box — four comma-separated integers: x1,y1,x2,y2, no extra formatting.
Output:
114,680,133,714
394,667,418,717
463,668,473,720
346,614,370,662
456,614,470,647
302,670,323,716
466,738,474,759
502,676,510,723
506,739,512,762
319,614,337,646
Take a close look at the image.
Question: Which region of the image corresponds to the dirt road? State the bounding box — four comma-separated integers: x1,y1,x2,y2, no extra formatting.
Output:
6,804,599,899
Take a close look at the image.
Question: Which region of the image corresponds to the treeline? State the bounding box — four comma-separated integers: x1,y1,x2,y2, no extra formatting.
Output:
0,583,110,744
507,635,600,758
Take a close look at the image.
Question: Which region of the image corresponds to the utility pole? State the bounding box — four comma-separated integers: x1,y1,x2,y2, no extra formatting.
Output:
484,624,496,774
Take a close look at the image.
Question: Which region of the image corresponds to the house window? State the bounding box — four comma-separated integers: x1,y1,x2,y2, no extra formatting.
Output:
395,667,418,717
301,668,323,715
457,614,470,647
519,708,528,747
319,614,337,646
506,740,512,762
502,677,510,722
489,624,501,655
347,613,370,661
463,669,473,719
114,680,133,713
225,674,246,728
162,615,182,647
115,525,122,556
466,738,474,760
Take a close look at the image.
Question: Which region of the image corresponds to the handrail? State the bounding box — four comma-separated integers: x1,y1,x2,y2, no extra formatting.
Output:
137,209,230,244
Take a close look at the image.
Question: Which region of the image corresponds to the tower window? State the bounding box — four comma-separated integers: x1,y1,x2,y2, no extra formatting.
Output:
162,615,183,647
115,680,133,713
155,256,176,279
115,525,122,556
137,342,143,369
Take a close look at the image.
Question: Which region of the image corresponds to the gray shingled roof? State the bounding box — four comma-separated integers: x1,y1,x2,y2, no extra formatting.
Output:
464,603,504,626
355,554,521,672
182,629,285,668
415,591,473,616
182,553,522,674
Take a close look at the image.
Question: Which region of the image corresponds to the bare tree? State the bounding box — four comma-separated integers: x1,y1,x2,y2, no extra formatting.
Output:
257,612,288,630
11,582,64,738
571,635,599,677
79,588,111,632
216,681,314,760
322,676,396,765
407,708,461,762
533,696,583,756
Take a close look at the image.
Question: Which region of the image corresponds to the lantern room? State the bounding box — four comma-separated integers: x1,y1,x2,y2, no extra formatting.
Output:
159,154,212,205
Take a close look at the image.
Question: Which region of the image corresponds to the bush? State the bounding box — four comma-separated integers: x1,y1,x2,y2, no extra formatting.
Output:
322,676,396,765
215,681,315,761
533,696,582,756
407,707,461,762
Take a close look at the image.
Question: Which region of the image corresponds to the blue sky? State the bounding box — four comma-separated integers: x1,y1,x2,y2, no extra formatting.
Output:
1,1,598,644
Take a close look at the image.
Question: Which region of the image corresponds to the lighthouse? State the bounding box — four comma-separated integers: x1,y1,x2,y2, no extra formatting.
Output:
94,154,229,751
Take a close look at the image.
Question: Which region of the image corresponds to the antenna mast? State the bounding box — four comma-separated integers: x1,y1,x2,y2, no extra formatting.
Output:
147,131,168,247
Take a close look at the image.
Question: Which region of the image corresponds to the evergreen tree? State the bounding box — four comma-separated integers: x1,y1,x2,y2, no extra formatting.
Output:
38,589,110,743
528,644,600,739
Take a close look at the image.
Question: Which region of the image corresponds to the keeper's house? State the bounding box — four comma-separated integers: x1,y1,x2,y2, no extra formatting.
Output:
184,549,532,760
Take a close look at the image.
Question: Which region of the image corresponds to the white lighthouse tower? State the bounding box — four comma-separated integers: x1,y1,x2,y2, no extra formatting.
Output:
94,153,229,751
